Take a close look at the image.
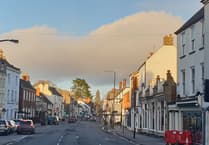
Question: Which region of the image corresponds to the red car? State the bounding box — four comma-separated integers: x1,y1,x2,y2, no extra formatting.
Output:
16,120,35,134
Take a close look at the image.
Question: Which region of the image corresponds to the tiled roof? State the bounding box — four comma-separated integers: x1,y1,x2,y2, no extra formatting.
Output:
20,79,35,91
49,87,62,97
175,7,204,34
40,93,53,105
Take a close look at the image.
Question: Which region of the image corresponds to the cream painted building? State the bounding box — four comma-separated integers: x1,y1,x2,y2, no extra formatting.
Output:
129,35,177,136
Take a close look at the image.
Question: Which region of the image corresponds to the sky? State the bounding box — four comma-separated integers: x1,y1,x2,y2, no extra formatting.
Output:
0,0,203,97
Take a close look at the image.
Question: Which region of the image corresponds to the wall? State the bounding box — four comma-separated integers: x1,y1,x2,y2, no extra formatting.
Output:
177,20,205,97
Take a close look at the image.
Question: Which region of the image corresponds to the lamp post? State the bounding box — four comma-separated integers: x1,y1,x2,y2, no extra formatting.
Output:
105,70,116,129
0,39,19,43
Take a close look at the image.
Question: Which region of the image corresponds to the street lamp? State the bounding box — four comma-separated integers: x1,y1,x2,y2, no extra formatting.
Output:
104,70,116,129
0,39,19,44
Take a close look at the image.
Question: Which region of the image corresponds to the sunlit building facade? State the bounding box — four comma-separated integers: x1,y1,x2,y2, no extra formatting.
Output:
129,35,177,136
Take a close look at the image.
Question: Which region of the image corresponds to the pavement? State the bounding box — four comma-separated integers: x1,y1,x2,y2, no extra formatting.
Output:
101,125,165,145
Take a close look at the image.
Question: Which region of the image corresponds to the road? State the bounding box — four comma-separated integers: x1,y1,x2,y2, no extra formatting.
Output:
0,121,133,145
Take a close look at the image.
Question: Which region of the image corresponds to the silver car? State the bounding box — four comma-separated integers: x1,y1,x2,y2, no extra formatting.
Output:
0,120,10,135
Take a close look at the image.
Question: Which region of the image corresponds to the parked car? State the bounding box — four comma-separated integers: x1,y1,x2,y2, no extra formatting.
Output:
16,120,35,134
13,119,22,127
8,120,17,133
48,116,59,125
0,120,10,135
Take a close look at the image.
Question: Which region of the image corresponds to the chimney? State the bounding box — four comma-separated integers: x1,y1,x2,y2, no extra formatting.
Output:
119,81,122,90
163,34,173,46
122,79,126,89
22,73,30,81
166,70,173,81
0,49,6,60
156,75,160,83
36,88,40,96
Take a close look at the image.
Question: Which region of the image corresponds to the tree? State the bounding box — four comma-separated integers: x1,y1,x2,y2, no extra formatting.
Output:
94,90,102,115
71,78,92,99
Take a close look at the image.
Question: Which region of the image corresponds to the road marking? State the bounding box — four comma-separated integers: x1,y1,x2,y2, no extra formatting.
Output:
57,135,64,145
6,143,13,145
76,136,79,139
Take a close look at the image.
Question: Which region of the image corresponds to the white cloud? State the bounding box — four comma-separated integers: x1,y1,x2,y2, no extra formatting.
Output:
0,11,182,93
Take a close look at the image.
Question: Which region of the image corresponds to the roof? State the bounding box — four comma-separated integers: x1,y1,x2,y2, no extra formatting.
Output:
175,7,204,34
39,93,53,105
49,87,62,97
0,58,20,71
20,79,36,91
201,0,209,4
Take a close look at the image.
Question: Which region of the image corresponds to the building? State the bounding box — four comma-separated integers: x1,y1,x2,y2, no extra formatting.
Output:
57,89,71,116
169,5,204,145
18,73,36,119
129,35,177,135
35,90,53,124
168,1,209,144
138,71,176,136
114,79,130,126
34,81,64,119
0,49,21,120
103,88,120,127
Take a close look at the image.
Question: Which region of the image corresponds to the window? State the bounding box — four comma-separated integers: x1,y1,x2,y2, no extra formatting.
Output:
15,76,18,86
202,20,204,47
191,25,195,50
191,25,195,40
201,63,204,87
181,32,186,55
182,44,185,55
11,90,14,102
191,67,195,94
192,39,195,50
182,70,186,95
7,73,11,85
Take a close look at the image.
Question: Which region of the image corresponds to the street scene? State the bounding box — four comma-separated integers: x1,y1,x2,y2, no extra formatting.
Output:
0,0,209,145
1,121,144,145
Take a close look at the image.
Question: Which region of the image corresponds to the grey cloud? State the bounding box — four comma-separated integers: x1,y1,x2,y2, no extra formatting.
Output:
0,12,182,91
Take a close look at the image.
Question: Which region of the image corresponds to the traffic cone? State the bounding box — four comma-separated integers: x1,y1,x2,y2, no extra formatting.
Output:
186,136,189,145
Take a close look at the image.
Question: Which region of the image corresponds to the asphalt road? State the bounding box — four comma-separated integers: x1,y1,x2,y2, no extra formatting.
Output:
2,121,133,145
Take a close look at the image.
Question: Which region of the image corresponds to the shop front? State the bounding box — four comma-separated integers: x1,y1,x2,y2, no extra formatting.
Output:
183,111,202,144
168,96,203,145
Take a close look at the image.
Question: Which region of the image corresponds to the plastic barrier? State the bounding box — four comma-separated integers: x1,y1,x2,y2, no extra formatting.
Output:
165,130,192,145
165,130,178,144
177,131,192,145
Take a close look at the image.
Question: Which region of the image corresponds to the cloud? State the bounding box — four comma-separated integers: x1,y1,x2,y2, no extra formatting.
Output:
0,11,182,92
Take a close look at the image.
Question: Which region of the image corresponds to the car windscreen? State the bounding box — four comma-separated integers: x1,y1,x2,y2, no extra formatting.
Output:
0,120,6,125
20,121,31,125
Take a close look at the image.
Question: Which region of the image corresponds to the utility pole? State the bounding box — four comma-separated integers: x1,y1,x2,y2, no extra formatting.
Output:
104,70,116,129
112,71,116,129
133,91,136,138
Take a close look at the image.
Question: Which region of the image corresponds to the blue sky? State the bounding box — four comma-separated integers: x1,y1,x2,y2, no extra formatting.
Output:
0,0,203,97
0,0,202,36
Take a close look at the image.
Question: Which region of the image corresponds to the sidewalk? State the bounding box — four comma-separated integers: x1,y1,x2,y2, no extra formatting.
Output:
102,125,165,145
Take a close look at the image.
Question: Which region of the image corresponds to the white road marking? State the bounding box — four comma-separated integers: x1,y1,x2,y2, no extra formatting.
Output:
6,143,13,145
57,135,64,145
76,136,79,139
